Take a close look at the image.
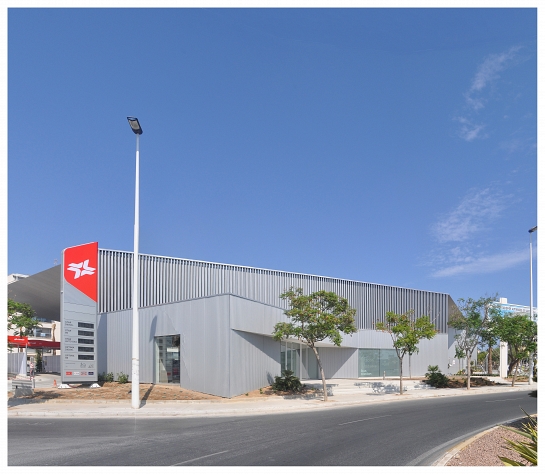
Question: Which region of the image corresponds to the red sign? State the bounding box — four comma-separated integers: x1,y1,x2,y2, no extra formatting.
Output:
8,336,28,345
63,242,98,302
66,372,72,376
7,336,60,348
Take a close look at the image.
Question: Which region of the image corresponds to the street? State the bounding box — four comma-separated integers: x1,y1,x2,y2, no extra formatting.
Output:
8,390,537,466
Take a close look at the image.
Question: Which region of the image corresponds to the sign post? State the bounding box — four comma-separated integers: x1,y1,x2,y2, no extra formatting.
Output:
61,242,98,385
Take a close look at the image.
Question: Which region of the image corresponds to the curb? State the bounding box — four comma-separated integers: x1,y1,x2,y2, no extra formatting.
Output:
433,426,500,466
432,413,537,466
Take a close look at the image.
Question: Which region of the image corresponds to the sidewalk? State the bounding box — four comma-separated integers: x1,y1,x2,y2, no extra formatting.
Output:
8,375,536,418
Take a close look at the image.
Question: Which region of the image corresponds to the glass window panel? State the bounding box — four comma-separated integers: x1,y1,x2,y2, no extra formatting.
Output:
286,348,292,375
280,342,286,374
154,335,180,384
358,349,380,377
379,349,400,377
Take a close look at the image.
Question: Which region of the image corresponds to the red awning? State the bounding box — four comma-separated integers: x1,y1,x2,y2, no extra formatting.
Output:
8,336,60,349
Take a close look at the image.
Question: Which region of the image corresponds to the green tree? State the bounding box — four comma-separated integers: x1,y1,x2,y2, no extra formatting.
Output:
376,310,437,395
448,295,497,390
477,347,500,371
8,299,41,351
273,287,357,401
480,301,501,375
491,312,537,387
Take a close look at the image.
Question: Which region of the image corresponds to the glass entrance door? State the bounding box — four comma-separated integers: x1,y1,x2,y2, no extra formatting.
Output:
155,335,180,384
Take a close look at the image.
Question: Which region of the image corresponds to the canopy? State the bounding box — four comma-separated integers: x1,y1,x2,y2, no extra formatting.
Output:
8,335,60,349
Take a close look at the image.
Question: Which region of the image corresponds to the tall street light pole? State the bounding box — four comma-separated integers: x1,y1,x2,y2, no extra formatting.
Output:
528,225,537,385
127,117,143,408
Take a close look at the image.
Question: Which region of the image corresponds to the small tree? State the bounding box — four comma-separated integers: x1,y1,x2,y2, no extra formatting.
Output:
8,299,41,352
480,301,501,375
448,295,497,390
376,310,437,394
491,313,537,387
273,287,357,401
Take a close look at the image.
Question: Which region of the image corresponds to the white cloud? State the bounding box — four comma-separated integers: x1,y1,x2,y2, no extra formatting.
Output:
456,117,486,141
455,45,522,140
432,248,528,277
427,186,525,279
432,188,506,243
469,46,521,94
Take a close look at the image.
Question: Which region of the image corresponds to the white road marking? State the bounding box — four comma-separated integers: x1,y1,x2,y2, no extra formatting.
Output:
485,398,524,403
338,414,392,426
171,450,229,466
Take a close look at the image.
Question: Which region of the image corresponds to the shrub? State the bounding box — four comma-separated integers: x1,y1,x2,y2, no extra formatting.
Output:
271,370,303,393
424,365,450,388
117,372,129,384
98,372,114,383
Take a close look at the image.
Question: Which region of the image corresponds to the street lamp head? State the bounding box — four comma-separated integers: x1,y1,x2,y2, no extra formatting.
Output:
529,226,537,233
127,117,143,135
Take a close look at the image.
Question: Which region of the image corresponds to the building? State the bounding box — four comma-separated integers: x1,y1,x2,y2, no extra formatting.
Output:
493,297,537,317
8,272,61,372
8,247,461,397
7,273,29,284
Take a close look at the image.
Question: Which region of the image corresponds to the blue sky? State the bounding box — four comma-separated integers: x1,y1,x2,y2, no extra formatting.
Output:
4,5,540,309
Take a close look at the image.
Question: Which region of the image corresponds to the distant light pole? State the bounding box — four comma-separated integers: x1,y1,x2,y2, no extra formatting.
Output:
528,225,537,385
127,116,143,408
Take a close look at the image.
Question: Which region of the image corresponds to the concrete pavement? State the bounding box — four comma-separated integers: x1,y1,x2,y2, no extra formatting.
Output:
8,374,536,419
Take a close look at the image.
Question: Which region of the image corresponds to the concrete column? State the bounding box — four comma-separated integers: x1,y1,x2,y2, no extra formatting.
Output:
499,341,508,378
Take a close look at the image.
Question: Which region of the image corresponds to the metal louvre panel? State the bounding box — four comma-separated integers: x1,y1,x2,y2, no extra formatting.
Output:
98,250,451,333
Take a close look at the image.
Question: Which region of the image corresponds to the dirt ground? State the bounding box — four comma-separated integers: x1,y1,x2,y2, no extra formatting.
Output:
446,376,501,388
7,381,315,401
8,376,508,401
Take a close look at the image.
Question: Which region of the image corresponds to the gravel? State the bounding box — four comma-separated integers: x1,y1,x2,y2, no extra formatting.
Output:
445,417,536,466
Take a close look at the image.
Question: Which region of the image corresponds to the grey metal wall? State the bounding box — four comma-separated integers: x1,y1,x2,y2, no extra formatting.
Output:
98,250,453,332
229,295,287,335
43,355,61,373
317,347,359,378
229,329,280,398
97,293,453,396
7,352,25,375
98,294,285,397
97,295,232,397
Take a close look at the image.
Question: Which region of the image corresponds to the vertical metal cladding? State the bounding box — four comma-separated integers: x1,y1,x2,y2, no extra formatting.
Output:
98,250,450,333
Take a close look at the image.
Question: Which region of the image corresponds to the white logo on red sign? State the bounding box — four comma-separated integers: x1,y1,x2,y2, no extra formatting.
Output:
63,242,98,302
67,259,96,279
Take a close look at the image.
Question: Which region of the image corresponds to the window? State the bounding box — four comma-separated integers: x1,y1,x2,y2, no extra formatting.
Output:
358,349,399,377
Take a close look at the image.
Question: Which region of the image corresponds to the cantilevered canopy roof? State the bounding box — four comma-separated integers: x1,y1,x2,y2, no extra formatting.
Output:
8,265,61,321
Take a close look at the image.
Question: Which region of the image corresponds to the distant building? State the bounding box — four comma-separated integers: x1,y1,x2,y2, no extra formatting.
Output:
493,297,537,317
7,273,28,284
7,272,61,366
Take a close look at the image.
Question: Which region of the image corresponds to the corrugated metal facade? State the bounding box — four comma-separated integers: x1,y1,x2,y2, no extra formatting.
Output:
98,250,452,333
95,250,456,397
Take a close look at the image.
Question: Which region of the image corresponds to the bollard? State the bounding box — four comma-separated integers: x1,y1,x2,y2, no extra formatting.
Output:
383,371,385,380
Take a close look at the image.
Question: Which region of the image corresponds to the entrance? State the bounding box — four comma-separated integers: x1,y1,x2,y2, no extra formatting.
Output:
154,335,180,384
280,341,319,379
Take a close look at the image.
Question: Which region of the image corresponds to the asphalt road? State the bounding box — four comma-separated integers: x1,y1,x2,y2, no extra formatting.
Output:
8,390,537,466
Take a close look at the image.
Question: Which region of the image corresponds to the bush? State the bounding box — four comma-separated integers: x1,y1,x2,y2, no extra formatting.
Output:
271,370,303,392
424,365,450,388
117,372,129,384
98,372,114,383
